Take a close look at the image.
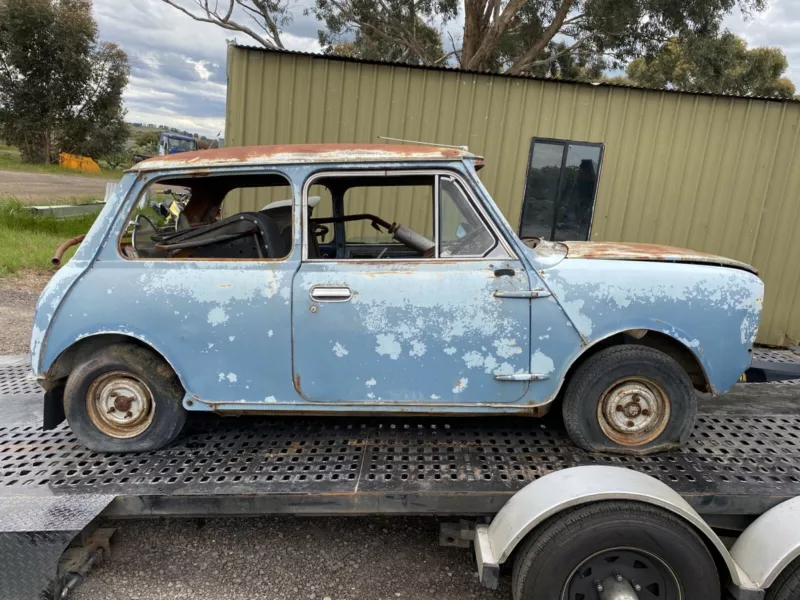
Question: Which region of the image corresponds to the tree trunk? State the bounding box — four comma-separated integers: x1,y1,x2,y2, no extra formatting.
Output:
461,0,485,68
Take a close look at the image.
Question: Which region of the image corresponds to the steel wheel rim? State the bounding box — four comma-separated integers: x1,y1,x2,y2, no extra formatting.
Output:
561,547,682,600
597,377,671,446
86,371,155,439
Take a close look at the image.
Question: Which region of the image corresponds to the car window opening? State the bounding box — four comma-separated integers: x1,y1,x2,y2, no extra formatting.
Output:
306,173,499,261
119,172,293,261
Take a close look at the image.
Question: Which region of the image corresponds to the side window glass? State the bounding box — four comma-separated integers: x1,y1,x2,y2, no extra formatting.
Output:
438,177,495,257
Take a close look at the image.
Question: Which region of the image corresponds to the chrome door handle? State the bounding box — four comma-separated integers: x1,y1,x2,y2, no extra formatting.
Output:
310,285,352,302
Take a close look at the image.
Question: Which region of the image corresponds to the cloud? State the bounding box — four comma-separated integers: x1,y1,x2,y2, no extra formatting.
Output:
724,0,800,88
93,0,322,137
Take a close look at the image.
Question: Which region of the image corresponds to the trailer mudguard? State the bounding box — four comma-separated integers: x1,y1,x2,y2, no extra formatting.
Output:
473,466,757,592
731,496,800,588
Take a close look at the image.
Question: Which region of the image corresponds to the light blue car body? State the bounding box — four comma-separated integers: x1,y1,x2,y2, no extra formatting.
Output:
31,150,764,418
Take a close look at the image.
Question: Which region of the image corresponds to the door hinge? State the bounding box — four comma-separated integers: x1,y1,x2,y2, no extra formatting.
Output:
494,373,550,382
493,289,551,299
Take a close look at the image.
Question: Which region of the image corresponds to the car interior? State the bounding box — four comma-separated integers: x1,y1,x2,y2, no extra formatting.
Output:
119,171,497,261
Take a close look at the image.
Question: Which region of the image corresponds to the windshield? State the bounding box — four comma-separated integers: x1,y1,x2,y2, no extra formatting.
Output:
166,136,197,152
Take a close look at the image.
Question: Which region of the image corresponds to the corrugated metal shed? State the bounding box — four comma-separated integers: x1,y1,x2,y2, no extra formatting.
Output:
225,45,800,347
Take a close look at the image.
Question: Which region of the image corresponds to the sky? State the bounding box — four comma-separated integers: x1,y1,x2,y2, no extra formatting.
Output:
93,0,800,139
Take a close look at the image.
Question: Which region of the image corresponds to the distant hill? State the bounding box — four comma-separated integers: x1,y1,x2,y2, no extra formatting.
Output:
127,122,215,142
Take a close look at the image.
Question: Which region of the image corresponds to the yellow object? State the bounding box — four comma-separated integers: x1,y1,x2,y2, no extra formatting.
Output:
58,152,101,174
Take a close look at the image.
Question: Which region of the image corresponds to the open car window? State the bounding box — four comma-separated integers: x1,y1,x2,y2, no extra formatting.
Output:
119,171,293,261
303,172,506,261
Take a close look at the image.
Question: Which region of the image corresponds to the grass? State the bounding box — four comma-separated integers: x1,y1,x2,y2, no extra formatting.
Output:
0,197,98,276
0,144,124,180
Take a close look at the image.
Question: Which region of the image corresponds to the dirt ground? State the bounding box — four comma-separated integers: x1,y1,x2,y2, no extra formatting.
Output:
0,270,50,355
0,169,116,200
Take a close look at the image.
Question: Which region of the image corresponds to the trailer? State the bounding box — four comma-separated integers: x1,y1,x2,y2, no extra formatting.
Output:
2,350,800,600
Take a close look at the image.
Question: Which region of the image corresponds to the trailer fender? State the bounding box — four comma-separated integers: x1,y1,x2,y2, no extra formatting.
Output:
731,496,800,588
474,466,755,591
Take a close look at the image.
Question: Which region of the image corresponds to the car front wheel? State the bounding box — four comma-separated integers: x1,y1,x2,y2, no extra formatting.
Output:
562,345,697,454
64,343,187,452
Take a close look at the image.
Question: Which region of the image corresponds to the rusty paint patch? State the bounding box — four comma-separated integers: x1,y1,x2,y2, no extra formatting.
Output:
564,241,757,274
293,373,302,395
129,143,480,172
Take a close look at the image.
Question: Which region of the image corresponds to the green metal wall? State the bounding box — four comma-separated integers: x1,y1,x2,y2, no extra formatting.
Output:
225,45,800,347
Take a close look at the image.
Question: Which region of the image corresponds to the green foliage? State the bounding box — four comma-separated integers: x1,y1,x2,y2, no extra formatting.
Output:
310,0,768,76
0,0,130,164
133,130,160,152
0,196,98,275
626,33,795,98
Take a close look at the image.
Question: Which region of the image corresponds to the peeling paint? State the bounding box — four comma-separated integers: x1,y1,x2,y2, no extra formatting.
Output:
453,378,469,393
365,378,377,387
531,350,555,375
443,346,457,355
375,333,402,360
207,307,228,326
226,373,238,383
493,338,522,359
409,340,427,357
333,342,349,357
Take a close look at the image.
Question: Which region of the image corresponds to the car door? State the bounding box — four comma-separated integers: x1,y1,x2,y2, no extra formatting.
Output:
291,170,533,406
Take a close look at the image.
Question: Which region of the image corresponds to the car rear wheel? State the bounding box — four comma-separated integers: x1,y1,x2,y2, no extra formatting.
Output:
511,501,720,600
562,345,697,454
64,343,186,452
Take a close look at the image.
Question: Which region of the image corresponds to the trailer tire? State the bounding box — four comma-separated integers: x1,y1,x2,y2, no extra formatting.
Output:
767,557,800,600
511,501,719,600
562,345,697,454
64,343,186,452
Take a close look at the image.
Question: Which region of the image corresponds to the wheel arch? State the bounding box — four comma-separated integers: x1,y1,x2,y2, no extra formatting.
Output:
45,332,184,384
474,466,753,592
558,328,713,395
731,496,800,589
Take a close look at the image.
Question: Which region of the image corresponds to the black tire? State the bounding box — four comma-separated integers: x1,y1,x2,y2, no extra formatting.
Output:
767,557,800,600
64,343,186,452
562,345,697,454
511,501,720,600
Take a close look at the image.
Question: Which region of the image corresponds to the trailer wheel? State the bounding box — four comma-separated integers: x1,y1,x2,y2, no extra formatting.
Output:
511,501,719,600
562,345,696,454
64,343,186,452
767,557,800,600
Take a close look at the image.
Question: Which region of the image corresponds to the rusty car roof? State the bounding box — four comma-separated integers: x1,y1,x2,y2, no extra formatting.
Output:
129,144,482,172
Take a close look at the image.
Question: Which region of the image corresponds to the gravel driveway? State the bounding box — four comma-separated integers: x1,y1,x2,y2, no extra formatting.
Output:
0,274,512,600
73,517,509,600
0,270,50,355
0,169,116,200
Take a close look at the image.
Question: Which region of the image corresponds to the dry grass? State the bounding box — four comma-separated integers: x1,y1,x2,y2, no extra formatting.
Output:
0,144,124,180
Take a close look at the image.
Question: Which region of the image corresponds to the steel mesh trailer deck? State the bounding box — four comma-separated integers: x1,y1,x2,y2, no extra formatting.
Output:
2,353,800,598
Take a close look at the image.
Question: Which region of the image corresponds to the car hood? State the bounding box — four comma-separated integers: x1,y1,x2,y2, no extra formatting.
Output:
562,241,758,274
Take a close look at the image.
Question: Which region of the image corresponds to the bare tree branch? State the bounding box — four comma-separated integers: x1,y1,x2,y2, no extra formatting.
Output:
464,0,528,69
161,0,284,48
506,0,577,75
527,33,596,69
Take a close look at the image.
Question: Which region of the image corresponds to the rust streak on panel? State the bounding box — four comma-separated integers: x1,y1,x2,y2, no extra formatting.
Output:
129,143,480,172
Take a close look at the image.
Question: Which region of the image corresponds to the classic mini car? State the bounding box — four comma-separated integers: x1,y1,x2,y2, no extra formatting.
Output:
32,144,764,454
